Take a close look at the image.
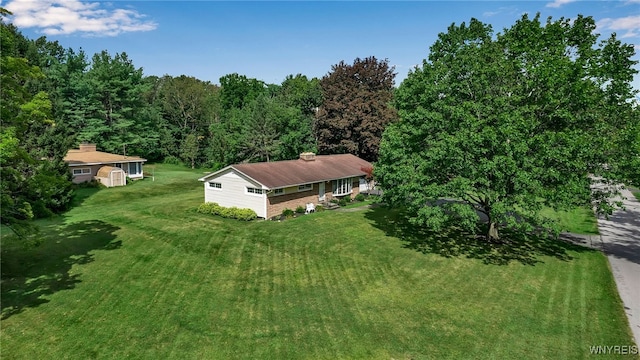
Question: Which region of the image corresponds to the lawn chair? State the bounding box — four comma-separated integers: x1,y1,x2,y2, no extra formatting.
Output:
305,203,315,214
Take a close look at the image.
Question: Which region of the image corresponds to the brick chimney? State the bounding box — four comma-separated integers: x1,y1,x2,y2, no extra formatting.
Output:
299,152,316,161
79,143,97,152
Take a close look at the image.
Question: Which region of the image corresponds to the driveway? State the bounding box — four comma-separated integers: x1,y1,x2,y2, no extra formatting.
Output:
597,188,640,346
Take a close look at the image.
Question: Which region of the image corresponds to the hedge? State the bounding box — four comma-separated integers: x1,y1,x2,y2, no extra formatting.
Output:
197,202,257,221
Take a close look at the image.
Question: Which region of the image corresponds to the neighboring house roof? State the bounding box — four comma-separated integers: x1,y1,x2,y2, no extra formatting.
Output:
64,145,146,166
199,154,372,189
96,166,123,177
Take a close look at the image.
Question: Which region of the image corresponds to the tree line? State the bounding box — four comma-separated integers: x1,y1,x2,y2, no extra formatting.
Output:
0,11,397,234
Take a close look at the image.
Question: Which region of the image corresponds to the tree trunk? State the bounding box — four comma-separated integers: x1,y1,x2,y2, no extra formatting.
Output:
487,221,499,241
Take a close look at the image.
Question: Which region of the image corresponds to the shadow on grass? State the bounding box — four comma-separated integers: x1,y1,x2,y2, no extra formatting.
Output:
70,186,102,208
364,206,594,266
0,220,121,319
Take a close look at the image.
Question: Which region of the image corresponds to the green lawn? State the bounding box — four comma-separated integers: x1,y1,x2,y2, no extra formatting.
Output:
540,206,600,235
1,164,635,359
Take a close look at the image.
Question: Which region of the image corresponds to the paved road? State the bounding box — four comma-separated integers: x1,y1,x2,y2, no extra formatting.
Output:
597,188,640,346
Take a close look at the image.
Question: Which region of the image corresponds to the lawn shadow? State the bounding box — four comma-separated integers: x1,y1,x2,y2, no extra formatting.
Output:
70,186,102,208
364,206,594,266
1,220,121,319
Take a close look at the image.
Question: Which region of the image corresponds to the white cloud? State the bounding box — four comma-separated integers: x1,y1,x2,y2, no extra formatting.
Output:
598,15,640,39
4,0,157,37
545,0,577,8
483,11,500,18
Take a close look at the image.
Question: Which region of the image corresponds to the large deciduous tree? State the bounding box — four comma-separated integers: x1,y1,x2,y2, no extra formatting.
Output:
209,74,320,167
316,56,397,162
219,73,266,111
1,14,73,235
156,75,220,166
375,14,639,241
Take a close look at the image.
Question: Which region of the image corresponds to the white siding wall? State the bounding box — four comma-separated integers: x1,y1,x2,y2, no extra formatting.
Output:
203,170,266,218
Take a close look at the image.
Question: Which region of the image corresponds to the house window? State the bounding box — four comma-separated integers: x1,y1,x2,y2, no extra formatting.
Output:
332,178,352,196
274,188,284,196
247,187,264,195
73,168,91,176
128,162,141,176
208,182,222,189
298,184,312,192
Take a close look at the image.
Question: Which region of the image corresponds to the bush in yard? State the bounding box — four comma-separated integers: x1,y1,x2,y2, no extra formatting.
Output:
205,203,222,216
282,208,295,218
197,202,217,214
163,155,182,165
338,197,349,207
315,205,325,212
354,193,366,202
74,179,101,189
197,203,256,221
295,205,305,214
220,206,235,218
234,208,257,221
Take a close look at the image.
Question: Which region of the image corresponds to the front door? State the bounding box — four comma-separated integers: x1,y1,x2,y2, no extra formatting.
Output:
318,182,325,202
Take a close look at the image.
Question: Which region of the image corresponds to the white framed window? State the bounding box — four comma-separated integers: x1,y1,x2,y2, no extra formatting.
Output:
298,184,312,192
127,162,141,176
332,178,352,196
73,168,91,176
247,187,264,195
274,188,285,196
208,182,222,189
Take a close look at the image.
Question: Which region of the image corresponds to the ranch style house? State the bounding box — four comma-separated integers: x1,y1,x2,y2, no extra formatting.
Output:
198,152,372,219
64,143,147,187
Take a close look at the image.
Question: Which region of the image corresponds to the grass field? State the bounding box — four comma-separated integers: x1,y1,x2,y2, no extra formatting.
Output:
539,206,600,235
1,164,636,359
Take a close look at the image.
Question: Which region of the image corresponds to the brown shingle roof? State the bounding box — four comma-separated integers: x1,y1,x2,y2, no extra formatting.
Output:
64,149,146,166
201,154,372,189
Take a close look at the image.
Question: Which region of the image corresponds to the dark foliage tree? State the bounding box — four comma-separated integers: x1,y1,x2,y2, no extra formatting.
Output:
375,14,639,241
316,56,397,162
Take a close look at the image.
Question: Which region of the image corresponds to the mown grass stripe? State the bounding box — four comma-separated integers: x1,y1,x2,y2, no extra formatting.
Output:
562,259,575,354
578,257,588,355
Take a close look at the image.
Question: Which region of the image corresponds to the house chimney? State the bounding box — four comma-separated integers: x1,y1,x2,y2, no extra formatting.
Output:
79,143,97,152
299,152,316,161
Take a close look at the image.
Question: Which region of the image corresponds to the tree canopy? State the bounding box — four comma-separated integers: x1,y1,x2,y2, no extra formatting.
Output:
375,14,639,241
316,56,398,162
1,15,73,236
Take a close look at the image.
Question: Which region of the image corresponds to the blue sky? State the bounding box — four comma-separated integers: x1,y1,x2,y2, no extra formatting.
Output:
3,1,640,89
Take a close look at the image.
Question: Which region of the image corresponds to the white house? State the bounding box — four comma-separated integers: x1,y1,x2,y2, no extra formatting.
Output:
198,153,372,219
